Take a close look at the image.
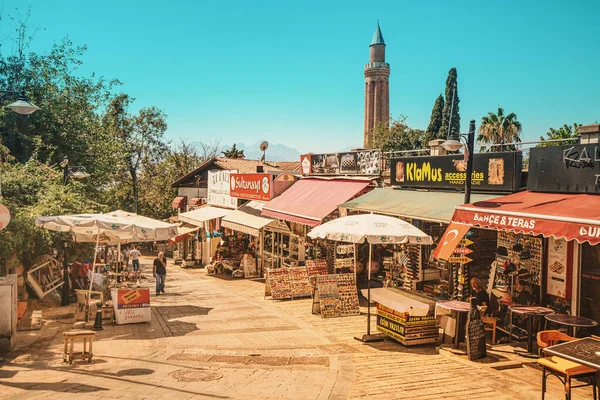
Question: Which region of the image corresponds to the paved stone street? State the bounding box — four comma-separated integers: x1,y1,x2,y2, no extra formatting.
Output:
0,257,594,399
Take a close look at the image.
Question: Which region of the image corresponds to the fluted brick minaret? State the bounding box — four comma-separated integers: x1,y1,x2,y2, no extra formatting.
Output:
364,22,390,147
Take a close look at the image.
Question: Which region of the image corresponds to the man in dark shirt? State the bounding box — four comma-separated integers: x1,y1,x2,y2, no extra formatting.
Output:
153,252,167,295
470,277,490,310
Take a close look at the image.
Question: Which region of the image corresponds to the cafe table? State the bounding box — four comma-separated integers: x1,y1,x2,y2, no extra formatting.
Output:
436,300,471,349
544,314,598,337
543,337,600,370
508,306,554,354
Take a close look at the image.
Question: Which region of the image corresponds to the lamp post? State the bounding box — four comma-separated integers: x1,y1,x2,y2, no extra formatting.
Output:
442,119,476,204
59,158,89,306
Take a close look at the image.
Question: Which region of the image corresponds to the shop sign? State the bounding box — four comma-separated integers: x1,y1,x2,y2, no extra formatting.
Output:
111,288,151,325
301,150,381,176
452,247,473,255
230,173,272,201
546,238,572,299
207,170,238,209
529,144,600,193
391,152,522,192
449,255,472,264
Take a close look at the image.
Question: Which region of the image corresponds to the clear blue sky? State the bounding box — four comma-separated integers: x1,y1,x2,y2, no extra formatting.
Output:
1,0,599,154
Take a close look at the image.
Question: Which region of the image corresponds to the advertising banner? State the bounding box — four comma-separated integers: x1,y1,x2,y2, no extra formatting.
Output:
529,144,600,193
111,288,151,325
208,170,238,209
230,173,272,201
390,152,522,192
301,150,381,176
546,238,572,299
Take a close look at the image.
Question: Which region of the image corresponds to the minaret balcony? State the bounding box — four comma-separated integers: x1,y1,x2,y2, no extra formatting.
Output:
364,62,390,70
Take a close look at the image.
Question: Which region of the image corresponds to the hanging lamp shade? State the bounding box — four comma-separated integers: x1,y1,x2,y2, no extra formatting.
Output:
7,95,40,115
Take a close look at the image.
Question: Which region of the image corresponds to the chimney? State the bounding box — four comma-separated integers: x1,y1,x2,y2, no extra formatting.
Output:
428,139,447,156
579,123,600,144
256,165,264,173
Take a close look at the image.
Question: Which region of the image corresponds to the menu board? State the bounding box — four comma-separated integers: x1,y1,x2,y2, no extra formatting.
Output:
289,266,312,298
306,259,328,288
546,237,572,299
316,274,360,318
267,268,292,300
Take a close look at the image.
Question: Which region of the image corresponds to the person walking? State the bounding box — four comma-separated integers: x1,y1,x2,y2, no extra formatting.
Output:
153,252,167,295
122,247,130,270
130,246,141,272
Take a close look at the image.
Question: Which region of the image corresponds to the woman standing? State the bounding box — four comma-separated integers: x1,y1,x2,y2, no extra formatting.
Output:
153,252,167,295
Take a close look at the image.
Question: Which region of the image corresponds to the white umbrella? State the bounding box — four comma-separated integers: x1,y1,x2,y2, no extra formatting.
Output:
308,213,432,342
35,212,178,322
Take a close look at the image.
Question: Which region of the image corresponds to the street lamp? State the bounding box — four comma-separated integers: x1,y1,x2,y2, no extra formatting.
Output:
1,90,40,115
442,119,476,204
59,158,90,306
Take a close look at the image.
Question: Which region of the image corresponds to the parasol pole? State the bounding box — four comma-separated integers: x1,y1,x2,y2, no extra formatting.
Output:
367,242,372,336
355,239,383,343
85,234,101,323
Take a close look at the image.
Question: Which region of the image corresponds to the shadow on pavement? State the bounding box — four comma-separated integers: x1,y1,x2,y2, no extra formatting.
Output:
0,381,108,393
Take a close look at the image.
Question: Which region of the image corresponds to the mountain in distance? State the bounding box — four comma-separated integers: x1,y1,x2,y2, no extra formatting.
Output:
190,140,302,162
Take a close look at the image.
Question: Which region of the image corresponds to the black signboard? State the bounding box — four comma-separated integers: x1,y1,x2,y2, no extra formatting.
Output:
390,152,522,192
529,144,600,193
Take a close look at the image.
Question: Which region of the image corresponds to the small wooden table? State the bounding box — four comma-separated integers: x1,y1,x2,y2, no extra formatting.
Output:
63,330,96,364
437,300,471,349
545,314,598,337
509,306,554,354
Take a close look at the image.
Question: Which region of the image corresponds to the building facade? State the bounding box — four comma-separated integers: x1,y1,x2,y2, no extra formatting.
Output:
364,22,390,147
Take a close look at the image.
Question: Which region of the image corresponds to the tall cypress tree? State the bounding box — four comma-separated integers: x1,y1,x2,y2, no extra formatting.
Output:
425,94,445,141
439,68,460,139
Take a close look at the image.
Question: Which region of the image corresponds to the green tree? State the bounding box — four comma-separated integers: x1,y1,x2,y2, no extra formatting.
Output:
538,123,580,147
102,94,169,213
425,94,445,142
439,68,460,139
222,143,245,159
368,116,426,152
477,107,522,151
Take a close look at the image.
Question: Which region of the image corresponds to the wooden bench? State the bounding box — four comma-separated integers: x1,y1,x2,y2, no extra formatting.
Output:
63,330,96,364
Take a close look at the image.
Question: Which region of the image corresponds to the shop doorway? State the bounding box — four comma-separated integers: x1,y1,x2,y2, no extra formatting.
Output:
579,243,600,335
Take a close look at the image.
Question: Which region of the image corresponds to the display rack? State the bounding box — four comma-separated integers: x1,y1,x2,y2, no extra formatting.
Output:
334,243,355,273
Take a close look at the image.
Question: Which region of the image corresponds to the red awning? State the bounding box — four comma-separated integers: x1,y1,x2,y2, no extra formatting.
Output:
451,191,600,245
172,196,186,209
261,178,372,227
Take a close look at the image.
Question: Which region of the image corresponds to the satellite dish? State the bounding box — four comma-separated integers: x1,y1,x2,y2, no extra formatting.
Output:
259,141,269,151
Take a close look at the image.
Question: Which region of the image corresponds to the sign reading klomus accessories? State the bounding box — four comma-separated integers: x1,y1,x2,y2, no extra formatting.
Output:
301,150,381,175
529,144,600,193
230,173,272,201
208,170,238,209
391,152,522,192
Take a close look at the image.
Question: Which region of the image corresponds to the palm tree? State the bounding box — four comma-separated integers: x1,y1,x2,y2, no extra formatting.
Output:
477,107,522,152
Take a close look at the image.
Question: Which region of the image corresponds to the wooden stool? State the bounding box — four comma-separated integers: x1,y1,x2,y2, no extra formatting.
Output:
63,330,96,364
538,356,598,400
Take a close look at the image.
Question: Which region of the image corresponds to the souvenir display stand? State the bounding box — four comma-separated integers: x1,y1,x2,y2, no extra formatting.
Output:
369,287,438,346
312,273,360,318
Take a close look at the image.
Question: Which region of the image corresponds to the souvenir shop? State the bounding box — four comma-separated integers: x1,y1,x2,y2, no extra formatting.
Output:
261,177,373,271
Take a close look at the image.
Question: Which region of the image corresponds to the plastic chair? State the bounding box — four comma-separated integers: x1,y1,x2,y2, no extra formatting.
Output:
537,330,597,400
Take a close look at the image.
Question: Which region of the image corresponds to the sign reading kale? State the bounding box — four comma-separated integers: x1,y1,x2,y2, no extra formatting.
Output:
529,144,600,193
390,152,522,192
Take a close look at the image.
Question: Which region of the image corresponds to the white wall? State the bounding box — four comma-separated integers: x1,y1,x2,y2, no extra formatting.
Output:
178,187,207,200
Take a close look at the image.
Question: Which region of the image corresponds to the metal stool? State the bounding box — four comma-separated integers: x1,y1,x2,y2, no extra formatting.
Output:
63,330,96,364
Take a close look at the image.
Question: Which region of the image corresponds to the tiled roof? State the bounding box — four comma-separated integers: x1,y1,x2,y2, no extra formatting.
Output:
171,157,301,187
214,158,301,173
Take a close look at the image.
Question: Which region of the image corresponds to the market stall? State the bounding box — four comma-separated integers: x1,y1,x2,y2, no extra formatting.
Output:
35,211,178,325
308,213,433,343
